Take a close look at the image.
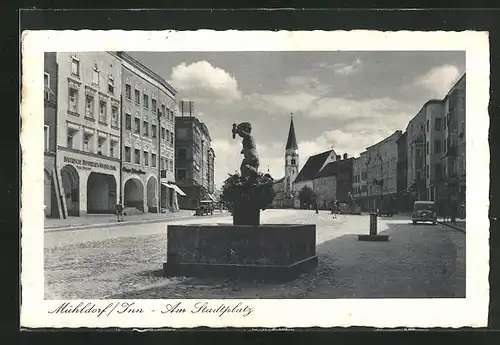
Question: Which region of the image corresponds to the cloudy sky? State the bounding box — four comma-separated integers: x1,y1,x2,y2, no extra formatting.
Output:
128,51,465,187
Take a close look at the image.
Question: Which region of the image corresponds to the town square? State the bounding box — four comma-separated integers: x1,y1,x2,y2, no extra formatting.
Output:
41,49,467,300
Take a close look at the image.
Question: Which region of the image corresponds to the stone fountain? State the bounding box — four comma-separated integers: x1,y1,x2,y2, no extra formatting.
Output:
163,122,317,281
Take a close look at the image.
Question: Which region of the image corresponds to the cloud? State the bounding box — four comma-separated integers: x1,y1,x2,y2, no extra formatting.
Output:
319,58,362,75
170,61,242,101
413,64,460,98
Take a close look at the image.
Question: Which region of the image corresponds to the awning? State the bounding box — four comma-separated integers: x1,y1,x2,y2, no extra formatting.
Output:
162,182,187,196
207,194,216,202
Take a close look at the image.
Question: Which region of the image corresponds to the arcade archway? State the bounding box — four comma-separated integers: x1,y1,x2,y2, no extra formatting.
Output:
146,176,158,212
124,178,144,211
61,164,80,216
87,172,117,214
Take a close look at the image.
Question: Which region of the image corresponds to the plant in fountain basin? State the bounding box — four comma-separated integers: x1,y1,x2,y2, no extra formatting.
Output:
221,172,276,213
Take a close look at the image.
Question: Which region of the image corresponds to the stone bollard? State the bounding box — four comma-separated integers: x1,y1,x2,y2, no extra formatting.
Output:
358,212,389,242
369,212,377,235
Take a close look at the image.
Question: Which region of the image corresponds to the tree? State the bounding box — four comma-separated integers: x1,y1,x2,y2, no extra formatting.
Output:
298,186,316,208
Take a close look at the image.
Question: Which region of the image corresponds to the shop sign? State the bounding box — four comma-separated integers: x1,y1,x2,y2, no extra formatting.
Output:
64,156,117,171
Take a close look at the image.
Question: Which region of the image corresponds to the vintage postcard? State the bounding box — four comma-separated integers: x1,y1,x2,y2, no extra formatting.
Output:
21,30,490,328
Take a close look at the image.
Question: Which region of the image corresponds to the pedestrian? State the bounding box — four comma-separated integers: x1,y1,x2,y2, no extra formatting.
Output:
315,201,319,214
116,202,124,222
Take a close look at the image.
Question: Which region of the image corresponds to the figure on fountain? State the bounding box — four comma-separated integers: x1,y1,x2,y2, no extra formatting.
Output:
232,122,260,179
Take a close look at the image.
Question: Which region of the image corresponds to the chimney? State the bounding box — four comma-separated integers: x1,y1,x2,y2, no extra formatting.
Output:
343,153,348,160
335,155,341,161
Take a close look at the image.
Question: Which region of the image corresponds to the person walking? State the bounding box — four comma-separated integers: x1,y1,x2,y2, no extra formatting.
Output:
116,201,124,222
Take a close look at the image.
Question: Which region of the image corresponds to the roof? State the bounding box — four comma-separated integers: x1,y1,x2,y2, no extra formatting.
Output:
293,150,331,183
317,158,354,178
285,116,298,150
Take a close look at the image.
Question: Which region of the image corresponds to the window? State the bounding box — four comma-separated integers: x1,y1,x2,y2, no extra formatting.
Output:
125,146,131,162
162,105,166,117
170,110,174,121
170,159,174,172
170,131,174,146
161,158,165,170
99,101,107,124
108,76,114,94
125,84,132,99
111,106,118,127
143,121,149,136
71,57,80,76
152,124,157,138
426,141,429,155
434,139,441,153
152,98,157,112
461,121,465,132
161,127,166,139
85,94,94,119
426,165,430,178
291,158,296,165
426,119,429,132
92,64,99,85
134,89,140,104
44,125,49,151
134,149,140,164
68,87,78,113
125,113,132,130
435,118,442,130
134,117,140,134
83,134,92,152
166,130,170,143
97,137,105,155
143,94,149,109
144,151,149,166
177,169,187,180
67,129,76,149
44,73,50,100
110,142,116,158
152,153,157,167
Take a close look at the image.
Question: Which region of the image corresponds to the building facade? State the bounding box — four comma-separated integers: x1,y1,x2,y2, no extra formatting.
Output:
396,131,412,211
365,131,401,210
44,52,59,218
117,52,179,214
175,113,215,209
352,151,369,211
442,74,466,214
55,52,122,217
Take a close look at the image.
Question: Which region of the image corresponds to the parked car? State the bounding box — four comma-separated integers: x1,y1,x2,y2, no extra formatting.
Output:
195,200,214,216
412,201,437,225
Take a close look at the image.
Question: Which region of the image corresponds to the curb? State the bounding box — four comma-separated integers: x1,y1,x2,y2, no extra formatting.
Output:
44,212,228,233
437,221,466,233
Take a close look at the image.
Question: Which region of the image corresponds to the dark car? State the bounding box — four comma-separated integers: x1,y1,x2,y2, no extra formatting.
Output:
195,200,214,216
412,201,437,225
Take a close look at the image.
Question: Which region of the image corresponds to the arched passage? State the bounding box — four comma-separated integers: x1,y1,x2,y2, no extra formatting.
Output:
146,176,158,213
124,178,144,211
87,172,117,214
44,169,52,217
61,164,80,216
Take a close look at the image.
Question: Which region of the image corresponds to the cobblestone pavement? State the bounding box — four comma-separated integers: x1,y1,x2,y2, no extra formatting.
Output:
44,210,465,299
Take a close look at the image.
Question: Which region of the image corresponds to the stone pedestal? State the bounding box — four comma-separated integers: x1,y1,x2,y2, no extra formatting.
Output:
358,212,390,241
232,199,260,225
163,224,318,281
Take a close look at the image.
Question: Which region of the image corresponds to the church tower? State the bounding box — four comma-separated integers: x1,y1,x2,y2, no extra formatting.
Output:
284,115,299,193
